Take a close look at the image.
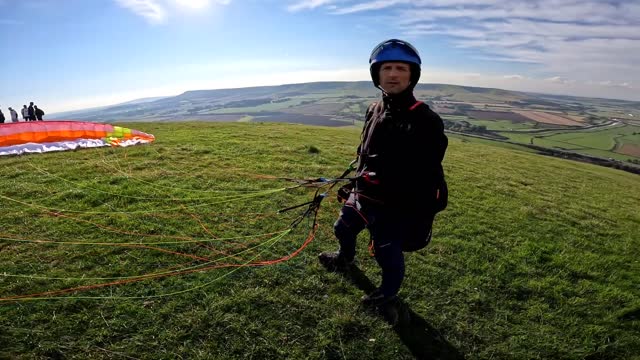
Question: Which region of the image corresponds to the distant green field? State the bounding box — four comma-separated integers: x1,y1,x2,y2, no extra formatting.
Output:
540,125,639,149
1,122,639,359
537,132,615,151
496,123,640,160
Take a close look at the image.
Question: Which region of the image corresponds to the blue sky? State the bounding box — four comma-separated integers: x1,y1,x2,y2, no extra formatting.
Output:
1,0,639,113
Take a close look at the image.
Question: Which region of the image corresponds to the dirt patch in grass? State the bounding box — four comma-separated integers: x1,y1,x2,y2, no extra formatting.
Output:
513,110,585,126
617,144,640,157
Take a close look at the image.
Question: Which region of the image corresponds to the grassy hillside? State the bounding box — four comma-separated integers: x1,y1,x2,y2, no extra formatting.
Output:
1,122,639,359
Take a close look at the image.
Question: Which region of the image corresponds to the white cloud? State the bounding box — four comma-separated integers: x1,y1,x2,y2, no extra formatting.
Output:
588,80,633,89
331,0,405,14
116,0,230,23
546,76,570,84
287,0,337,12
115,0,167,23
173,0,210,9
172,0,230,8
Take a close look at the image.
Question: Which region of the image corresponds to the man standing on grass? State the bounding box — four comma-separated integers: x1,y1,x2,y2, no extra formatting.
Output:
28,102,36,121
319,39,448,322
21,105,28,121
34,105,45,121
8,107,19,123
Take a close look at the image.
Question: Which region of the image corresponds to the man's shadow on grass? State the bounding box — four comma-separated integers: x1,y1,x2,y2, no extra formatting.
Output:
344,265,465,360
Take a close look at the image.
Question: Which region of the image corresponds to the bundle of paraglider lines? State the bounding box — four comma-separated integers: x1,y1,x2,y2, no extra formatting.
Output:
0,121,348,302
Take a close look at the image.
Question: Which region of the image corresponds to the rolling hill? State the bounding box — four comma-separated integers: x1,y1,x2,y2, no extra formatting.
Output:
46,81,640,171
48,82,640,125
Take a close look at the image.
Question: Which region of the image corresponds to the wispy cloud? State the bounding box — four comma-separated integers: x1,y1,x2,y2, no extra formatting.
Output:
115,0,167,23
545,76,574,85
287,0,337,12
115,0,230,23
290,0,640,89
332,0,405,14
173,0,230,8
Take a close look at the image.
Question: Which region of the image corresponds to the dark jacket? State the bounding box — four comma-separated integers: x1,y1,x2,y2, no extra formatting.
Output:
35,108,45,119
354,89,448,214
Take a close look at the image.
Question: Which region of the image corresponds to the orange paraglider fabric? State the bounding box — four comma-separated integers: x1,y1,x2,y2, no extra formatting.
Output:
0,121,155,156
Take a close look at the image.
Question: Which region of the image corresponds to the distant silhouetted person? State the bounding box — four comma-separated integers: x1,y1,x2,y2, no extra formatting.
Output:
8,107,19,123
0,109,5,124
28,102,35,121
21,105,28,121
35,106,45,121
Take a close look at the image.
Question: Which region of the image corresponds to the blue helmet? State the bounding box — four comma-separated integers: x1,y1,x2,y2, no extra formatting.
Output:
369,39,421,88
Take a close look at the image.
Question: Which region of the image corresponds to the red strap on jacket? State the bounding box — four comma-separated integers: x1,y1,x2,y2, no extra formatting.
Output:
362,171,380,185
409,101,423,111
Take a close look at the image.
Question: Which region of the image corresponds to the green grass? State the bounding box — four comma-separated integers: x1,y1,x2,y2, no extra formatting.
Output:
1,122,639,359
497,124,640,161
539,125,640,150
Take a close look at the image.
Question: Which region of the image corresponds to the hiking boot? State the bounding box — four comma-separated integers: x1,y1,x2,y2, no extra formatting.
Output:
360,288,398,308
361,289,401,326
318,251,354,273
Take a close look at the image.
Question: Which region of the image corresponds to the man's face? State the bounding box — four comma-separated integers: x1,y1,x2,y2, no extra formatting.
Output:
378,62,411,94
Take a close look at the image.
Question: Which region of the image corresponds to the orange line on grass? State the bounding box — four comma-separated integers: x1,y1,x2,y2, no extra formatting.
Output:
0,222,318,301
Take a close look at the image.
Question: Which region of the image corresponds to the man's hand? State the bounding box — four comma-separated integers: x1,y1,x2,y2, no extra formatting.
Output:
337,183,353,203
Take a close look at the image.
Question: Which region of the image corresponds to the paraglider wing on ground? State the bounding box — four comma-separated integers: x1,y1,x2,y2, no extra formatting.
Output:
0,121,155,156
